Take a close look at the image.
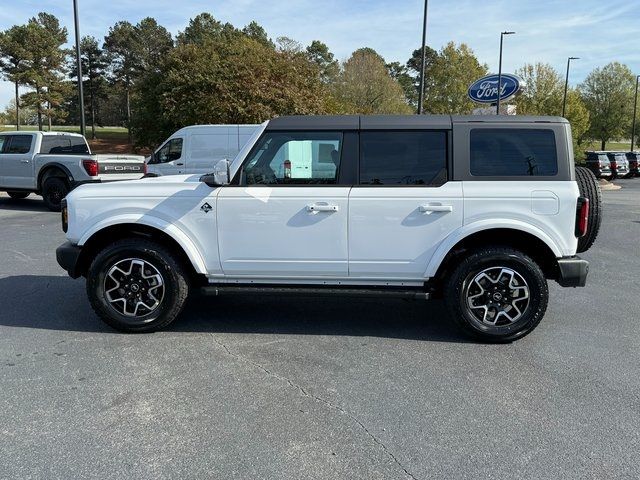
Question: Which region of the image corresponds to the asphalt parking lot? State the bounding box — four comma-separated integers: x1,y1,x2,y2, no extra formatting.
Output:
1,181,639,480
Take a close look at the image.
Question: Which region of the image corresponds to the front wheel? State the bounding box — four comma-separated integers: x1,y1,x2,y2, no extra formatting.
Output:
444,247,548,342
87,239,190,332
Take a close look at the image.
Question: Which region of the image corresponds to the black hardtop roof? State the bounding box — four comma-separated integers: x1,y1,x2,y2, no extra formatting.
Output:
266,114,569,131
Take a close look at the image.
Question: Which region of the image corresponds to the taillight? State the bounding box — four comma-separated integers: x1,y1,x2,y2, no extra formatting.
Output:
575,197,589,237
61,199,68,233
143,162,147,175
82,159,99,177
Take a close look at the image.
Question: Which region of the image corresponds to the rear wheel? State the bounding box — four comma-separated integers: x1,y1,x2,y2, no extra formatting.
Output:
575,166,602,253
87,238,189,333
444,247,548,342
7,191,29,200
42,177,69,212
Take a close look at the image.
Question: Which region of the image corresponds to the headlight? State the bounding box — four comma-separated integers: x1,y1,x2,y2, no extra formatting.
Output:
61,199,68,233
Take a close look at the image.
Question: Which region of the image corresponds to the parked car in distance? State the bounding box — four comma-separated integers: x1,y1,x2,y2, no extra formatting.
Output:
146,125,259,176
625,152,639,177
57,115,602,342
584,151,613,179
0,131,146,211
606,152,630,178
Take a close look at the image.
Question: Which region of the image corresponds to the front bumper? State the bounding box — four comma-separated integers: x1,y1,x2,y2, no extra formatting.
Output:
56,241,83,278
556,256,589,287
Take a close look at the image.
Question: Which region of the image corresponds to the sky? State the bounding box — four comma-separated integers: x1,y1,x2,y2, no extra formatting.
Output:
1,0,639,108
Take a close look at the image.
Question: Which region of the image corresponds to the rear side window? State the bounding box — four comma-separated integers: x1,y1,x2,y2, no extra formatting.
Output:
40,136,90,154
470,129,558,176
359,131,447,186
5,135,33,154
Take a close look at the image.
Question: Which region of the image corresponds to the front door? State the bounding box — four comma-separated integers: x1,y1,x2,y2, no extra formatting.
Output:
149,137,184,176
217,130,349,277
0,134,35,189
348,130,463,279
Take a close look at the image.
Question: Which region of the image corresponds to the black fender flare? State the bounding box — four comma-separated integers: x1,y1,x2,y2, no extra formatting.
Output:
37,163,75,191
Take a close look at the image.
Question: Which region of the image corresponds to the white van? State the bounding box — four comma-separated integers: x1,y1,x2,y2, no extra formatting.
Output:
146,125,259,176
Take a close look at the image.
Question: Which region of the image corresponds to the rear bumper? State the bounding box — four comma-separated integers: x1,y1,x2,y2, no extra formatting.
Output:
556,256,589,287
56,241,83,279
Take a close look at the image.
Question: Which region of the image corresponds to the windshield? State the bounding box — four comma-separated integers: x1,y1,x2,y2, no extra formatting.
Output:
229,121,268,179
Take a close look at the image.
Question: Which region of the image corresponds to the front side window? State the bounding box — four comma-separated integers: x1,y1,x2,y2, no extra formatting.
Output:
470,129,558,176
0,136,7,153
242,132,342,185
6,135,33,154
155,138,183,164
359,131,447,186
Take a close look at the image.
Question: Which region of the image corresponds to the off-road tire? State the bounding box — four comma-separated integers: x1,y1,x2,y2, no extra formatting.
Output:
444,247,549,343
7,191,29,200
575,166,602,253
87,238,189,333
42,177,69,212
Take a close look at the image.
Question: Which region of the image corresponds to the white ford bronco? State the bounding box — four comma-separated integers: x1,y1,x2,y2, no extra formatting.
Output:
56,115,600,341
0,131,146,211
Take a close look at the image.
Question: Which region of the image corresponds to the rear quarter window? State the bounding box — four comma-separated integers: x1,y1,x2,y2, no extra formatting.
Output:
470,129,558,177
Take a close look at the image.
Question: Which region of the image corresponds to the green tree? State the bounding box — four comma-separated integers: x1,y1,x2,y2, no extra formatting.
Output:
515,63,563,115
20,13,68,131
416,42,487,114
386,61,417,107
131,35,328,147
332,48,412,114
176,13,238,46
580,62,635,150
0,25,30,129
105,18,173,139
242,21,274,49
70,36,109,138
306,40,339,84
514,63,589,155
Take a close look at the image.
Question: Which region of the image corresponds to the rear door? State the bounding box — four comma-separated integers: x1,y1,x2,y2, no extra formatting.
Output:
348,129,462,280
217,130,351,277
0,134,35,189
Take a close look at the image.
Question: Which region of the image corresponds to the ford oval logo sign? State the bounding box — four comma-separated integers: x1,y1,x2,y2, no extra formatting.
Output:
468,74,522,104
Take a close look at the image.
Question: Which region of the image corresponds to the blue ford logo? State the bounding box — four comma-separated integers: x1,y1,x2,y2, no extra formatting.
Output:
468,74,522,104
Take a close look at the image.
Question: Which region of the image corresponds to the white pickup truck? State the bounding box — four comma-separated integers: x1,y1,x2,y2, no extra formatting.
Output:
0,131,146,211
56,115,601,341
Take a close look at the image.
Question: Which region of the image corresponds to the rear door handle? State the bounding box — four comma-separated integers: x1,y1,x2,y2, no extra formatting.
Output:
176,163,184,166
419,204,453,213
20,159,30,164
307,203,339,213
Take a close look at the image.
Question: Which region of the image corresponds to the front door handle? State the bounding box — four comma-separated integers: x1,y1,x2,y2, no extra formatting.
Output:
419,204,453,213
307,203,339,213
20,159,30,164
176,162,184,166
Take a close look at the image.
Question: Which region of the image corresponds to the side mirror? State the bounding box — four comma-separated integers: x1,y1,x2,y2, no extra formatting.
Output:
201,159,230,187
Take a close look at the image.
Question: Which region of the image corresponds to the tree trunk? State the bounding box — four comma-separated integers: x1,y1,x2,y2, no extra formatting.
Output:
601,139,606,151
36,86,43,132
47,101,52,131
14,81,20,131
126,78,132,143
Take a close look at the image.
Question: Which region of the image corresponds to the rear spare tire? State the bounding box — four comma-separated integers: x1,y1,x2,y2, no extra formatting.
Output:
575,166,602,253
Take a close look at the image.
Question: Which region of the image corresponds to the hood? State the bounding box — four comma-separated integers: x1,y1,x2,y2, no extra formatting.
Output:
67,174,215,201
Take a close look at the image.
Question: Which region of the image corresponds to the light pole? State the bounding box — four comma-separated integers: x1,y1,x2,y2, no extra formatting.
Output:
631,75,640,151
562,57,579,117
417,0,429,114
496,31,515,115
73,0,86,137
